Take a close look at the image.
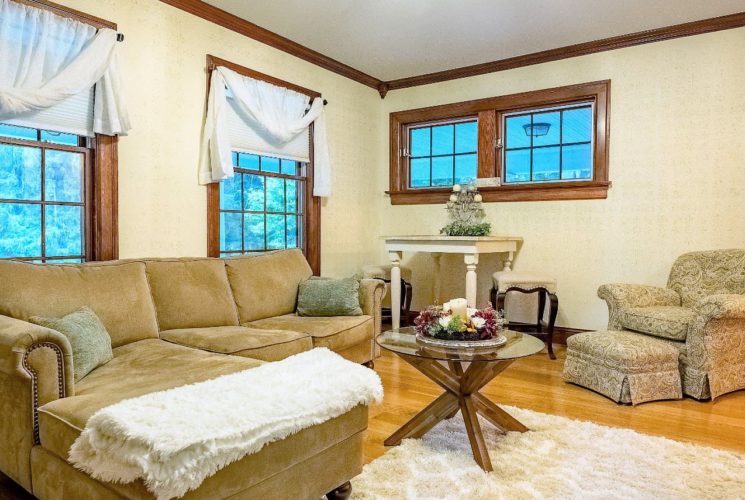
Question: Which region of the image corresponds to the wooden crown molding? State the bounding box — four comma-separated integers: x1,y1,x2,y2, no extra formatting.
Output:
384,11,745,92
158,3,745,98
159,0,383,91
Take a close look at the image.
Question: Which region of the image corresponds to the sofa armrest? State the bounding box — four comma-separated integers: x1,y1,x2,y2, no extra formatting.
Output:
0,314,73,438
685,294,745,398
359,278,386,358
597,283,680,329
0,314,73,488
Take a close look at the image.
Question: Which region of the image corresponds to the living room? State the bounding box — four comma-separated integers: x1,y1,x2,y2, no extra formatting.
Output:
0,0,744,498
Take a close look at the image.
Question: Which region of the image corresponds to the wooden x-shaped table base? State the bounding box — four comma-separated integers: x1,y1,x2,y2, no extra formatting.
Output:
384,354,528,472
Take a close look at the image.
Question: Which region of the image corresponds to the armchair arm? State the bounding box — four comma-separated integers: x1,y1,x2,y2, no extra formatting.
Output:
686,295,745,398
597,284,680,329
0,314,73,488
359,278,386,358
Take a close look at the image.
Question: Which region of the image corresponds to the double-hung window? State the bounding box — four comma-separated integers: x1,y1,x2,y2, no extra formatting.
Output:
219,153,306,255
0,124,90,262
206,56,321,273
389,80,609,204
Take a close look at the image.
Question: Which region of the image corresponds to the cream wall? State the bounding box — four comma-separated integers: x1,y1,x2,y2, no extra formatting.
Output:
58,0,383,277
374,28,745,330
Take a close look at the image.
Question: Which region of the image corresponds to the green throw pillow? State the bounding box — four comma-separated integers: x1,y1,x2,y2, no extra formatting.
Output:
30,306,113,383
297,277,363,317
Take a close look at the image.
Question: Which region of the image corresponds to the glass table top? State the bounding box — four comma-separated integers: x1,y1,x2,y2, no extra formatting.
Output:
376,327,545,362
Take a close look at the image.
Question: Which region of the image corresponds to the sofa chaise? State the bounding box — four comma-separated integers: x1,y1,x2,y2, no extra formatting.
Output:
0,249,385,499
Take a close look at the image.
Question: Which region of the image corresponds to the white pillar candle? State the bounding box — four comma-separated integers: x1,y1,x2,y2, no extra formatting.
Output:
449,298,468,322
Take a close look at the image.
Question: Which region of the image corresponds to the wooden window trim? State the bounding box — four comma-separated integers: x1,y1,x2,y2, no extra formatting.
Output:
389,80,610,204
205,55,321,275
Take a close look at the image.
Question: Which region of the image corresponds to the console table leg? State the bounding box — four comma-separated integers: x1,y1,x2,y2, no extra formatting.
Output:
464,254,479,308
389,251,402,330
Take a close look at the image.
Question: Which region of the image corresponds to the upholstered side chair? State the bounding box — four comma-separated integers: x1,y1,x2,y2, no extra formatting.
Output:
598,249,745,400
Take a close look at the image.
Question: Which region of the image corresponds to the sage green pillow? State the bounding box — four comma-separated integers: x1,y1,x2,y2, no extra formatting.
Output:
297,277,363,317
30,306,113,382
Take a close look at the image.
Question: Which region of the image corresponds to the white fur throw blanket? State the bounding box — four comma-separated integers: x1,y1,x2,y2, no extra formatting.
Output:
69,348,383,499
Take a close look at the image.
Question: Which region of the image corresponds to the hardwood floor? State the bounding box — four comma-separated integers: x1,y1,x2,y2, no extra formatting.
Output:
1,345,743,498
364,346,745,464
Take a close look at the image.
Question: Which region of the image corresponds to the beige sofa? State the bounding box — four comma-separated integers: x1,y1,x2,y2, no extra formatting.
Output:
0,249,385,499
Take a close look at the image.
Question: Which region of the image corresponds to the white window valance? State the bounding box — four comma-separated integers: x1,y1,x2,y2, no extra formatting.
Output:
199,66,331,197
0,0,130,136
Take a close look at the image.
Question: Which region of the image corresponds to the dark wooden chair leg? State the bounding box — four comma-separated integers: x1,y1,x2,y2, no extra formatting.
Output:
546,293,558,360
326,481,352,500
363,360,375,369
402,280,413,326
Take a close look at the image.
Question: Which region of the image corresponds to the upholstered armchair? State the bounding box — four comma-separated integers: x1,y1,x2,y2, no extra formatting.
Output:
598,249,745,400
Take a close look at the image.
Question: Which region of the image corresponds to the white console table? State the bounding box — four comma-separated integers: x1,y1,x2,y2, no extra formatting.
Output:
384,235,523,329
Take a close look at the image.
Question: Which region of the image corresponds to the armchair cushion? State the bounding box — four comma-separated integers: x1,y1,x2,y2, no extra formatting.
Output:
620,306,696,341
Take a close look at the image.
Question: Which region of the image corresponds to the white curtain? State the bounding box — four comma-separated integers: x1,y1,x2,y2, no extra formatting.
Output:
199,66,332,197
0,0,130,136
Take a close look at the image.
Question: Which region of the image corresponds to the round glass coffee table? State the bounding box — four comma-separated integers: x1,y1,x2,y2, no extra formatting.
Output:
376,327,544,472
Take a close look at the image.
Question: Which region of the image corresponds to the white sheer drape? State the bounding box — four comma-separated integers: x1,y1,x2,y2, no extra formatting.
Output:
0,0,130,136
199,66,332,196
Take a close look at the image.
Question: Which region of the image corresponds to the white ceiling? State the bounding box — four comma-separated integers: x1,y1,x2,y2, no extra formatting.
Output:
205,0,745,81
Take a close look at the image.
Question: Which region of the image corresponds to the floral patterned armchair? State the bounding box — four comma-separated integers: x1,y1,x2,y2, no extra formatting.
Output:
598,249,745,400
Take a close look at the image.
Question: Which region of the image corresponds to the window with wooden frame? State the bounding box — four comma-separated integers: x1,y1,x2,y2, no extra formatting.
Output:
0,1,118,262
205,56,321,274
389,80,610,204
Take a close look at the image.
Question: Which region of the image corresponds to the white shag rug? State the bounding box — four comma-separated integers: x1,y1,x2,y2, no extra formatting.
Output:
69,348,383,500
353,406,745,499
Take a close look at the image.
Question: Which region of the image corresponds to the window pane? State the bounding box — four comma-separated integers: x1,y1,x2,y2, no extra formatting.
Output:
431,156,453,186
244,214,265,250
238,153,260,170
410,127,430,157
505,115,531,149
562,143,593,180
286,180,297,213
265,177,285,213
48,258,82,264
220,173,242,210
454,122,477,154
0,203,41,257
431,124,454,156
563,107,592,143
266,214,285,249
0,144,41,200
410,158,430,188
286,215,298,248
45,150,83,203
261,156,280,173
45,205,82,256
454,154,477,184
532,111,561,147
220,212,242,251
244,174,264,211
532,147,560,181
505,149,530,183
232,152,239,166
0,123,37,141
280,159,297,175
40,130,79,146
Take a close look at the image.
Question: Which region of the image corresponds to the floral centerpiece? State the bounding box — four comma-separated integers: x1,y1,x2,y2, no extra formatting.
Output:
414,298,506,347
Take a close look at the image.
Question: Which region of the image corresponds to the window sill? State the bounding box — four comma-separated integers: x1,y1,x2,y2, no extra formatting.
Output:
386,181,610,205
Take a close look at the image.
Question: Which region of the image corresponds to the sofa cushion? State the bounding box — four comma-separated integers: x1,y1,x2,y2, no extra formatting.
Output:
160,326,312,362
0,260,159,347
245,314,373,352
225,250,313,323
38,339,261,461
297,277,363,317
620,306,696,341
145,259,239,331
